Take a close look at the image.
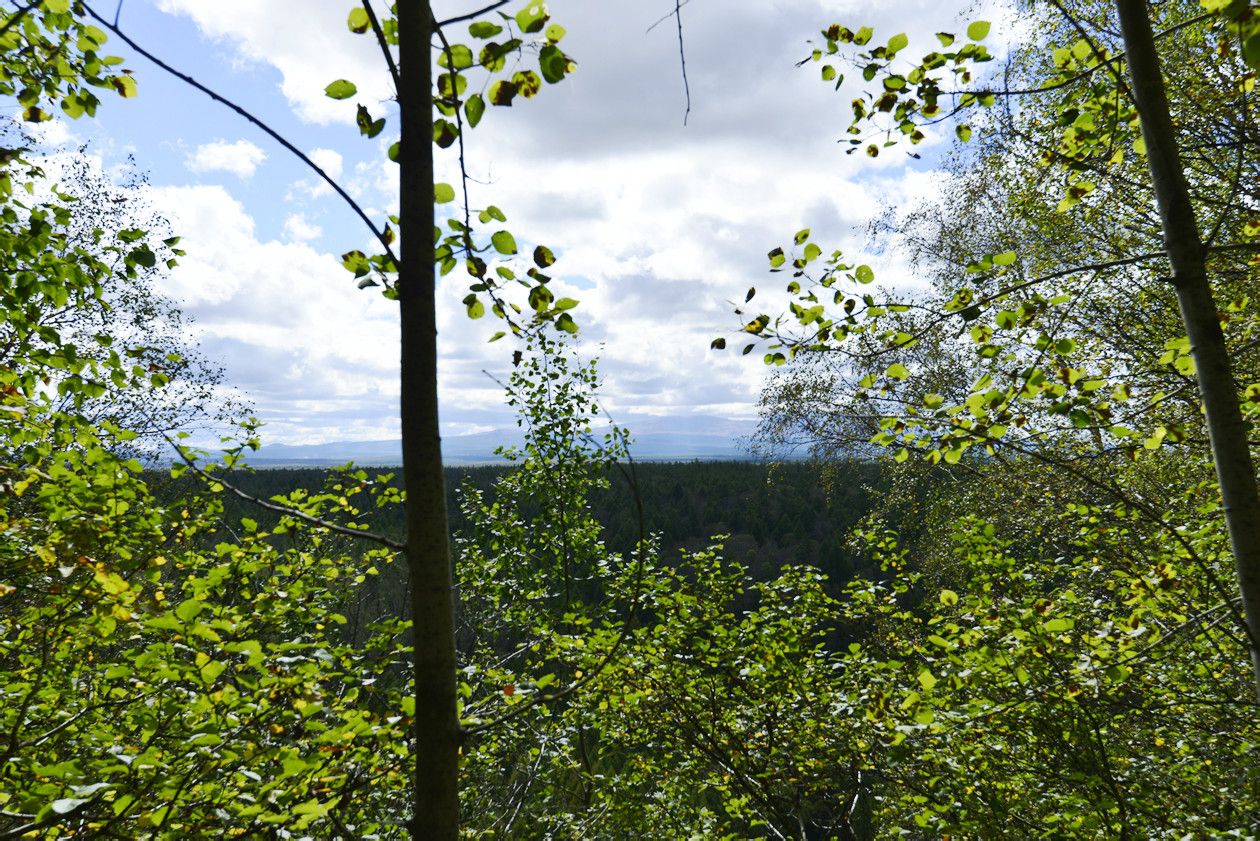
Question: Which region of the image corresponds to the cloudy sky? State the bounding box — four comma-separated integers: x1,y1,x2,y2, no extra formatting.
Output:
41,0,977,448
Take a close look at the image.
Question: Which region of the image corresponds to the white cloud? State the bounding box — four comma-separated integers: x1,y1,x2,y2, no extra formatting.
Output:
186,139,267,179
155,0,391,125
282,212,323,242
138,0,978,446
27,117,76,149
307,148,343,180
146,183,403,442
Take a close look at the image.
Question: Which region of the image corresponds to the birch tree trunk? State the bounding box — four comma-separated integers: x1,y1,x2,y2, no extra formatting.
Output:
399,1,462,835
1116,0,1260,699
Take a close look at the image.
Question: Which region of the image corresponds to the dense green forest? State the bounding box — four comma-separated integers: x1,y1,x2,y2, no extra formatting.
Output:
198,459,891,587
3,0,1260,838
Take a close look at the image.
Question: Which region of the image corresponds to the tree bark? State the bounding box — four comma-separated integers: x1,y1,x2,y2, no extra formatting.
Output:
1115,0,1260,698
398,1,462,836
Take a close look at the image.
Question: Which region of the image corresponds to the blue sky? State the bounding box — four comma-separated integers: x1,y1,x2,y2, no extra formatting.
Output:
31,0,975,447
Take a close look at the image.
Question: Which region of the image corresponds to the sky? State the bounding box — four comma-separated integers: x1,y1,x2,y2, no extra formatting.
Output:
30,0,979,449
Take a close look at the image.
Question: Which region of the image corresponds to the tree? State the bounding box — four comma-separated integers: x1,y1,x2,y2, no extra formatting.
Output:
51,0,580,834
0,138,247,455
733,0,1260,697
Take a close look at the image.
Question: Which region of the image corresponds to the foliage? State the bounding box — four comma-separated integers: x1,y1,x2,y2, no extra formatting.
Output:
728,1,1260,834
837,463,1258,836
331,1,579,337
736,0,1258,469
1,446,410,837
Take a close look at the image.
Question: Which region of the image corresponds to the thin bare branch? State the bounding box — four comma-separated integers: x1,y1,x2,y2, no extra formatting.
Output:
436,0,511,29
363,0,400,92
672,0,691,125
164,436,405,551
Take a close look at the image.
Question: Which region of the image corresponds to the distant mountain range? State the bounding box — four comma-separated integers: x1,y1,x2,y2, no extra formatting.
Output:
245,415,762,467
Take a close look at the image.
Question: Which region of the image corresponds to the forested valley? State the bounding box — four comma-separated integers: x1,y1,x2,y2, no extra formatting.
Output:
3,0,1260,838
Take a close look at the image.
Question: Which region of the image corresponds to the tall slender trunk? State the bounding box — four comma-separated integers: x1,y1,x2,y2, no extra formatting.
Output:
1115,0,1260,698
398,1,462,835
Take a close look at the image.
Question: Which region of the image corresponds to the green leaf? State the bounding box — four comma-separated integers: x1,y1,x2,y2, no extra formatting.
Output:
956,124,972,142
110,75,138,99
434,182,456,204
855,265,875,284
469,21,503,38
886,362,910,380
358,105,386,138
515,1,549,33
887,32,908,54
324,79,357,100
437,44,474,69
175,598,204,623
347,7,370,33
465,93,486,127
128,245,156,269
538,44,571,84
533,244,555,267
491,230,518,255
1244,35,1260,70
488,79,518,106
967,20,991,41
433,117,458,147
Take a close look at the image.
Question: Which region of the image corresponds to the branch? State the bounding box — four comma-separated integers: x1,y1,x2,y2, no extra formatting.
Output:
362,0,400,92
164,436,405,551
645,0,692,34
672,0,691,126
952,13,1211,99
762,250,1168,362
436,0,511,28
431,19,474,243
0,0,40,39
80,2,399,268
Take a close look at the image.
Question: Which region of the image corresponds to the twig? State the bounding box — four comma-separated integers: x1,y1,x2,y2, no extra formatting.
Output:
362,0,400,92
164,436,405,551
645,0,692,34
672,0,691,125
0,0,41,39
432,18,474,243
436,0,511,29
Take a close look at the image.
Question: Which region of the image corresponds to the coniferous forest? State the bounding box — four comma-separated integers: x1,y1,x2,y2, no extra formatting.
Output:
3,0,1260,838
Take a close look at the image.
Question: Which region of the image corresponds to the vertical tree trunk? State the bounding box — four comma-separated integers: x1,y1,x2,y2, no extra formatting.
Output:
1115,0,1260,698
398,1,462,835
